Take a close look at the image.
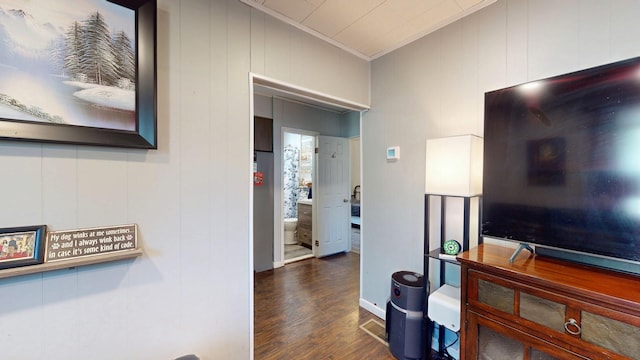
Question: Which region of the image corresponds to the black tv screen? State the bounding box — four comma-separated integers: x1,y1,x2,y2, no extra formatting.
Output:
482,56,640,269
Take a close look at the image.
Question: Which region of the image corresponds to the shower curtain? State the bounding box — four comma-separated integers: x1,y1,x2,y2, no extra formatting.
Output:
283,144,300,219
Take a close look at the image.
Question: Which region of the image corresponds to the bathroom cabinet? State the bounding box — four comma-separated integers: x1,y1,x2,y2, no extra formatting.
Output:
458,244,640,359
297,203,312,248
254,116,273,152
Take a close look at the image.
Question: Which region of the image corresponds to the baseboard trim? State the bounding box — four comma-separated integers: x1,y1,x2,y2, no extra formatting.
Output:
273,261,284,269
359,298,386,319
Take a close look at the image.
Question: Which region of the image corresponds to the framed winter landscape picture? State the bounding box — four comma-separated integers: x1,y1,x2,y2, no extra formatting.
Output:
0,0,156,149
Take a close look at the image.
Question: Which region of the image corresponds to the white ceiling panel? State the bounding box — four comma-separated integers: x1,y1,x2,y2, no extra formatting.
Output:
302,0,386,38
456,0,486,10
260,0,325,22
331,0,433,56
340,0,463,57
240,0,497,60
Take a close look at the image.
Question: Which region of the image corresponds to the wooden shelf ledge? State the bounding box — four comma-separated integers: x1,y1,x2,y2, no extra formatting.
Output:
0,249,143,280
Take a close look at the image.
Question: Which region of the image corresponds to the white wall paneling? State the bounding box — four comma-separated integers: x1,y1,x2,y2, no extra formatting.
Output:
0,0,369,358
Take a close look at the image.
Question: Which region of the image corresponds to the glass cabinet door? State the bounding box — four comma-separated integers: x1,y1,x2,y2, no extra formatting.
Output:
478,325,525,360
468,312,582,360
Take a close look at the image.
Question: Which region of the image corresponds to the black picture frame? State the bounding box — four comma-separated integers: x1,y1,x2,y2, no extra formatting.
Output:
0,0,157,149
0,225,47,270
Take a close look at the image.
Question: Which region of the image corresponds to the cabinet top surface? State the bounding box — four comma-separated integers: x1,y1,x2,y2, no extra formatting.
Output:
458,244,640,308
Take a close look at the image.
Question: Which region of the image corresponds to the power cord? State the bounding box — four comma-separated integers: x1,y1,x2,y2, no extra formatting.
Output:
432,332,459,360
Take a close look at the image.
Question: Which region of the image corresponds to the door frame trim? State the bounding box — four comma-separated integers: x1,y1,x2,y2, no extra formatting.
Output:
252,73,369,112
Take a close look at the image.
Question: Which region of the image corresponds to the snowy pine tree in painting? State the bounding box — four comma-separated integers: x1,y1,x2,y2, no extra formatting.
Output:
0,2,136,129
57,9,137,118
64,21,84,81
62,12,135,87
112,30,135,89
80,11,117,85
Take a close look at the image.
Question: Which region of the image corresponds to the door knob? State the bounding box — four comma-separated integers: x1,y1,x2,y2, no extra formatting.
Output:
343,199,349,203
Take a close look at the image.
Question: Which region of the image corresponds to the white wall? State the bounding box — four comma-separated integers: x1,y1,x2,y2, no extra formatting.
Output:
362,0,640,313
284,132,300,148
341,111,361,138
0,1,369,359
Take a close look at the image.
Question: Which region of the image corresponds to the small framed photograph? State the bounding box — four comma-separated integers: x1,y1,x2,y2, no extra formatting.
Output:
0,225,47,270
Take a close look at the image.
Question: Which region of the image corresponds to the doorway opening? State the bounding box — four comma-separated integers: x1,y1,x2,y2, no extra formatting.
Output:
283,129,316,263
250,73,369,358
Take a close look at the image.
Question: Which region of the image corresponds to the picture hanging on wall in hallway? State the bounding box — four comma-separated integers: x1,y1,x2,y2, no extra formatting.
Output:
0,225,46,270
0,0,157,149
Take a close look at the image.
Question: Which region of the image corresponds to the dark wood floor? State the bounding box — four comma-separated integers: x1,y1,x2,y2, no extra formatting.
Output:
254,252,396,360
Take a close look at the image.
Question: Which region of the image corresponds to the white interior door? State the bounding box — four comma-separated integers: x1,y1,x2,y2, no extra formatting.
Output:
314,135,350,257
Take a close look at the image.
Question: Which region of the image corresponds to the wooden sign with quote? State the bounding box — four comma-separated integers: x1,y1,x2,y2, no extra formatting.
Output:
46,224,137,262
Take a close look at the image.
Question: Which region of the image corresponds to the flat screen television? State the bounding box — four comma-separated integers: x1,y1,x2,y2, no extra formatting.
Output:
482,56,640,274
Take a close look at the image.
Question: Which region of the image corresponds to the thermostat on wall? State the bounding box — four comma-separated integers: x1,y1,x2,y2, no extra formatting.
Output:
387,146,400,161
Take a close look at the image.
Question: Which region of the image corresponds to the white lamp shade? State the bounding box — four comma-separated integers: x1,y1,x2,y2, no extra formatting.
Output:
425,134,483,196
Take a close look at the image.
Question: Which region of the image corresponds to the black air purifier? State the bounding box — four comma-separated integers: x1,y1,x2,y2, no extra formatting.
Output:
386,271,425,360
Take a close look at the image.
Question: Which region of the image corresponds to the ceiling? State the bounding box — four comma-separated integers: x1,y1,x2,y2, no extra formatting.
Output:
240,0,497,61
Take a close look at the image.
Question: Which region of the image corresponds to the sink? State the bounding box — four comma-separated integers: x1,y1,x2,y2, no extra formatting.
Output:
298,199,312,205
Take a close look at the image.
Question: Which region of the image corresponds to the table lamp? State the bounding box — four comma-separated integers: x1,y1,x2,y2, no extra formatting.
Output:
425,134,483,196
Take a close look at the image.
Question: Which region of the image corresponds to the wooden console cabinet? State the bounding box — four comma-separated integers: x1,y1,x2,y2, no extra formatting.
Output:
297,202,312,247
458,244,640,360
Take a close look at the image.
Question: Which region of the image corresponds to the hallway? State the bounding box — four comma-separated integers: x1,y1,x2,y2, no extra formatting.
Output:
254,252,394,359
